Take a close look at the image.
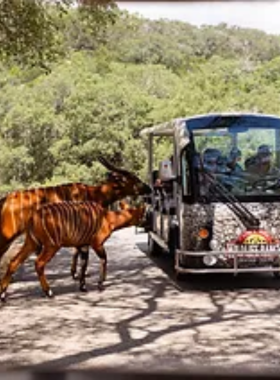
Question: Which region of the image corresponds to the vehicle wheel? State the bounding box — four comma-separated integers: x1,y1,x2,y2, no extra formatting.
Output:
273,271,280,279
175,271,186,281
145,208,154,233
147,233,162,256
168,224,179,256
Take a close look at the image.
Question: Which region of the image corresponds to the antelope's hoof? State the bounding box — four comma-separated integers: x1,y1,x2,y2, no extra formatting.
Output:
97,282,105,292
79,283,88,292
0,291,7,303
72,272,90,280
71,271,79,280
45,289,54,298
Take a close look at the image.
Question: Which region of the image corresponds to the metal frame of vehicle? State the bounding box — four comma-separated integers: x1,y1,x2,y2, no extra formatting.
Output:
140,112,280,277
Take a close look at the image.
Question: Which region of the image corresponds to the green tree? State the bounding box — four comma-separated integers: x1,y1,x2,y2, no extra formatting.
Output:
0,0,117,68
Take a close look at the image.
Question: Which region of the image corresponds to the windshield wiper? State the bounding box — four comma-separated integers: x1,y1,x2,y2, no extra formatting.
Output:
188,137,260,230
202,171,260,230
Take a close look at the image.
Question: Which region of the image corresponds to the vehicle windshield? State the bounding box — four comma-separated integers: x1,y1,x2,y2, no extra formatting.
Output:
187,115,280,199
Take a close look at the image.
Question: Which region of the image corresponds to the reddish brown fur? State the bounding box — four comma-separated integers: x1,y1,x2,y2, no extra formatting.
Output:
0,201,146,300
0,165,150,277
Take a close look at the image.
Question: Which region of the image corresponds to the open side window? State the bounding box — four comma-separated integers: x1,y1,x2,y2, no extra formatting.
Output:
181,144,200,203
181,149,191,197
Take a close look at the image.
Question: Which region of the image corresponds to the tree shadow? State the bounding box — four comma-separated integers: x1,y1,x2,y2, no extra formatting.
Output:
5,279,280,372
2,229,280,372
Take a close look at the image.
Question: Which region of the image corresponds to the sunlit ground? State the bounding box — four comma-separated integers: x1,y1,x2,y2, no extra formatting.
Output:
1,228,280,372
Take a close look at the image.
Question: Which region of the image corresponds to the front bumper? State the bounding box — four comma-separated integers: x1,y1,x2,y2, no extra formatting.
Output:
175,249,280,274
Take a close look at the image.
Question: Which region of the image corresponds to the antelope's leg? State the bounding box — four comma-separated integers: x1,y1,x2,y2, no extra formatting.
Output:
94,246,107,291
35,246,58,298
79,246,90,276
71,246,90,280
71,247,80,280
79,247,90,292
0,235,37,301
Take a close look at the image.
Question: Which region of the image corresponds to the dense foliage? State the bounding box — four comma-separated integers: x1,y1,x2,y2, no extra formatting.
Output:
0,0,117,68
1,8,280,192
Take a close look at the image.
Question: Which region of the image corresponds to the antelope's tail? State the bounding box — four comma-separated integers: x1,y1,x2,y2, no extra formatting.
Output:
0,196,11,260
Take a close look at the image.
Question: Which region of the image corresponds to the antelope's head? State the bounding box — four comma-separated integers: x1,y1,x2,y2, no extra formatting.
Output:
98,156,152,199
119,200,148,228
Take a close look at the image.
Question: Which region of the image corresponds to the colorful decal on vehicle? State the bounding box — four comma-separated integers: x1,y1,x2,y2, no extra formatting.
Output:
235,230,274,245
226,230,280,258
226,229,280,254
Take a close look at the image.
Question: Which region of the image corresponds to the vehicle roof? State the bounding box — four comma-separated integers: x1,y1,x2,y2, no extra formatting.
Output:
139,112,280,137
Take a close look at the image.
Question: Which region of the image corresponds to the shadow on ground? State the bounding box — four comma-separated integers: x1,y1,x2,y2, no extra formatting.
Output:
1,229,280,372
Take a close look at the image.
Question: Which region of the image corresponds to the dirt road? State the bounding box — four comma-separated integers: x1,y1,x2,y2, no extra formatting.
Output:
1,227,280,373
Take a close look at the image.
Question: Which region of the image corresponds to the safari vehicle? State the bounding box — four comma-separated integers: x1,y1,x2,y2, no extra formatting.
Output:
140,113,280,278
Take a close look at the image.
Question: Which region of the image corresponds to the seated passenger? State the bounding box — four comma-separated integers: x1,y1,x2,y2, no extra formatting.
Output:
217,154,231,174
246,144,279,176
198,148,221,196
203,148,221,174
244,156,258,174
227,147,243,174
203,149,239,192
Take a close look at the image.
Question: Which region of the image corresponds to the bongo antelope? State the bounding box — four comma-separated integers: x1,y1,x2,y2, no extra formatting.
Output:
0,156,151,281
0,201,147,301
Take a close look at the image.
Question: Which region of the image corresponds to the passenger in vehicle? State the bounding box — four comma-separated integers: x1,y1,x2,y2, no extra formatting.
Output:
203,148,231,175
197,148,221,196
217,154,231,174
203,148,244,192
203,148,221,173
227,147,243,174
245,144,279,176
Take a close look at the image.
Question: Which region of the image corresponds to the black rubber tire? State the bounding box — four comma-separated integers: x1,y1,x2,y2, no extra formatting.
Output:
273,271,280,279
175,271,186,281
168,224,179,256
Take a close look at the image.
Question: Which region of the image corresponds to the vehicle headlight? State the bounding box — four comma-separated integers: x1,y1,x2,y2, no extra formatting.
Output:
209,239,219,250
203,255,217,267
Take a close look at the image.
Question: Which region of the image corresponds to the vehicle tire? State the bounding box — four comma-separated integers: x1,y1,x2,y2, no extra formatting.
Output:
168,224,179,256
273,271,280,279
147,233,162,256
175,270,186,281
144,208,154,233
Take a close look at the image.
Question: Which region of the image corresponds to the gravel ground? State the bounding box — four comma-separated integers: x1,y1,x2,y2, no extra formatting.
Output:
1,227,280,374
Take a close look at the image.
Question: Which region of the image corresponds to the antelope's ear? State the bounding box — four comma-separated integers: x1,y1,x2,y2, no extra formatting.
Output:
119,201,130,210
